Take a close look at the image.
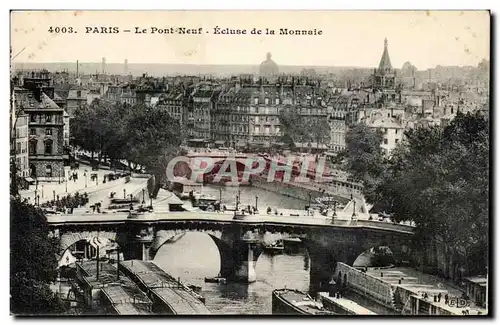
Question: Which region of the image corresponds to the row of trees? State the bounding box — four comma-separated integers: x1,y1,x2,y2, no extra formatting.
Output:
11,197,65,315
278,110,331,148
71,100,185,195
342,111,489,276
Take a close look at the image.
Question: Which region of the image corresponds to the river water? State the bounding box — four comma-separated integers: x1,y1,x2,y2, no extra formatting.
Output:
154,184,311,314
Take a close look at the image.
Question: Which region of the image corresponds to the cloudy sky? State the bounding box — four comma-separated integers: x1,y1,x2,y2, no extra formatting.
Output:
11,10,490,69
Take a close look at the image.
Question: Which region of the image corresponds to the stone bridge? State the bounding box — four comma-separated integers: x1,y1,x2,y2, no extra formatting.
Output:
48,210,415,292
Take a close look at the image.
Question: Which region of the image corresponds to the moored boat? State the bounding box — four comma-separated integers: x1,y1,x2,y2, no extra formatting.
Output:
272,288,337,315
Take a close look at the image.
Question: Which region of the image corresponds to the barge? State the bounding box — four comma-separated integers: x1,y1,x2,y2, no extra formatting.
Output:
272,289,336,315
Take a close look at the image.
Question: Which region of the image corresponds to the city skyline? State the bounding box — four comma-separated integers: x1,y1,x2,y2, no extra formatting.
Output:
11,10,490,70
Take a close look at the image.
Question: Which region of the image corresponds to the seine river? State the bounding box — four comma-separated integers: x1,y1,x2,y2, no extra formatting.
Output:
154,185,311,314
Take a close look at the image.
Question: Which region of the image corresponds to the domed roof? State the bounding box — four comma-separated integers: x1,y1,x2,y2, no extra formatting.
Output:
259,53,279,76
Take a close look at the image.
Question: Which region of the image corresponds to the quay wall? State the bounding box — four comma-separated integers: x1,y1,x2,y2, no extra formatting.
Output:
335,263,396,310
250,175,353,205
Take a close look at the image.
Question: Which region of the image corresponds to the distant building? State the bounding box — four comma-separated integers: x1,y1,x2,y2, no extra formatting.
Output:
365,115,404,155
66,86,88,117
259,53,279,77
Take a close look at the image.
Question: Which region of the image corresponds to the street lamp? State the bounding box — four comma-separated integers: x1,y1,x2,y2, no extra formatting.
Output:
53,190,56,201
84,172,87,188
255,196,259,211
65,179,68,193
36,194,40,206
123,189,126,199
34,189,38,205
142,189,145,204
351,200,357,220
41,185,44,199
129,194,134,210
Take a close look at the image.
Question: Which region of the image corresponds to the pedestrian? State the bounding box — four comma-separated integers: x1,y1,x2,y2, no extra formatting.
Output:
445,293,449,305
438,292,442,302
433,295,437,302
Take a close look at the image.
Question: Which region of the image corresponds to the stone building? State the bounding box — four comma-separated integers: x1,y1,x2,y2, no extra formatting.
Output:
66,86,88,117
157,88,184,124
211,82,252,148
16,71,65,181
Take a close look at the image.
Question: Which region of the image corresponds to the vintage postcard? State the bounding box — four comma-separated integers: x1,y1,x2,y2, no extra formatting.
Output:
9,10,490,316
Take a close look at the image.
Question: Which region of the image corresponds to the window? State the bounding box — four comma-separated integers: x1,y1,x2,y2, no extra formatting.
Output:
46,114,52,123
30,114,36,122
44,139,53,155
265,98,269,105
77,90,82,97
29,140,37,155
254,126,260,134
395,129,399,134
254,98,258,105
46,128,52,136
383,138,388,145
45,165,53,177
276,98,280,105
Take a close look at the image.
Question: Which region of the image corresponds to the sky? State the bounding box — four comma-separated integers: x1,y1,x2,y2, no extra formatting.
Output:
10,10,490,69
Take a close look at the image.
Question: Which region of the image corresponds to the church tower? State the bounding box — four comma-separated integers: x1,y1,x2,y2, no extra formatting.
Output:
372,38,398,104
373,38,396,89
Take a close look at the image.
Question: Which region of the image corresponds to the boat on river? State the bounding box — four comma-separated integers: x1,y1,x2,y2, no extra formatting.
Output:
264,239,285,255
272,289,337,315
204,276,226,284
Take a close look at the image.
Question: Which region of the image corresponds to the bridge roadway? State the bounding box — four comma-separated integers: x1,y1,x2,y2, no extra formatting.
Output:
46,210,415,235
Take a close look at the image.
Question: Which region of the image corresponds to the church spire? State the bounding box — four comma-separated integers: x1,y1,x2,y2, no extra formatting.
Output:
378,37,393,72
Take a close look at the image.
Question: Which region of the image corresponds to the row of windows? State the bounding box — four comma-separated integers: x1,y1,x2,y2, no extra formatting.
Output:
254,126,280,135
30,113,63,124
30,128,54,136
29,139,54,155
166,104,327,115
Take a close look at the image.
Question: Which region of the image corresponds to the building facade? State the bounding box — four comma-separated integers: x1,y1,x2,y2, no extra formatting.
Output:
14,114,29,178
16,71,65,181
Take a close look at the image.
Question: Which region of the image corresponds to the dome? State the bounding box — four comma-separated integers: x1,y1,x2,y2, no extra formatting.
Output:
259,53,279,76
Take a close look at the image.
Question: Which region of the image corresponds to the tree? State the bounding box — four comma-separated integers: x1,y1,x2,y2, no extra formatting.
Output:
343,123,385,181
10,197,65,315
121,106,185,196
371,112,489,275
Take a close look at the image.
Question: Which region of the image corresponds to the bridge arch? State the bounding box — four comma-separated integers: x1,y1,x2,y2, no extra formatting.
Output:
149,229,223,261
59,230,119,256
